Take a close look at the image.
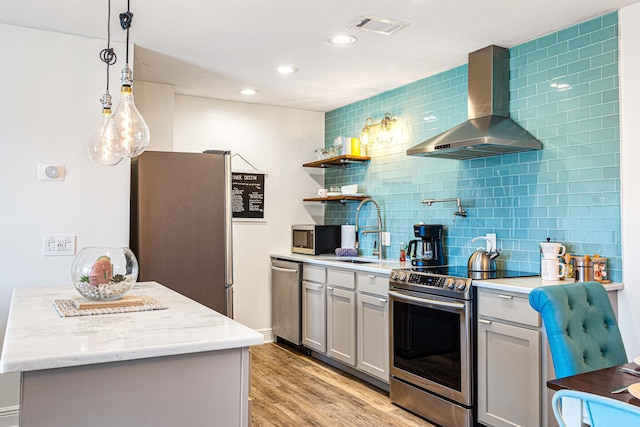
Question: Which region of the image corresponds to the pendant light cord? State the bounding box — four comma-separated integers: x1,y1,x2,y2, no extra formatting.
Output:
119,0,133,67
99,0,116,92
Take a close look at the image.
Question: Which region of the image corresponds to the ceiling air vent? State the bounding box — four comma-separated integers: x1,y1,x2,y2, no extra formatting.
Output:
349,15,409,36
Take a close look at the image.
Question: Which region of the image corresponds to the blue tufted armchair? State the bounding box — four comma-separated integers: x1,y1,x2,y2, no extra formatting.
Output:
529,281,627,379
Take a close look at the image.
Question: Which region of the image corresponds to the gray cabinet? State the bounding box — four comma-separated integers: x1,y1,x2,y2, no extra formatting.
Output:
302,265,327,353
477,289,544,427
300,262,390,386
356,292,388,381
302,280,326,352
356,272,389,382
326,268,356,365
327,286,356,365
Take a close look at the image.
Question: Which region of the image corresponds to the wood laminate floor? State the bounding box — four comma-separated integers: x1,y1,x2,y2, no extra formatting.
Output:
250,342,435,427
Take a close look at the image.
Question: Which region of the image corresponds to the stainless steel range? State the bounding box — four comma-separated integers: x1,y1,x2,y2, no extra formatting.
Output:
388,266,536,427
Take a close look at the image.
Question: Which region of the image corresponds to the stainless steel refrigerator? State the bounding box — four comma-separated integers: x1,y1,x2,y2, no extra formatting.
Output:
130,150,233,317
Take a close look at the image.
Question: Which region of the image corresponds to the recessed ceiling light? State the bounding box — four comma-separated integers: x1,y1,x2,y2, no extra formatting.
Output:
327,34,357,45
239,88,259,96
276,65,299,74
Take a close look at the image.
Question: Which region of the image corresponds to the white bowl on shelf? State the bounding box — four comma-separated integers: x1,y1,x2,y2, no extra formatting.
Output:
341,184,357,194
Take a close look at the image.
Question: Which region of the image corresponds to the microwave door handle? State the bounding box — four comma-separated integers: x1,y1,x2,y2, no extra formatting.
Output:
388,290,466,310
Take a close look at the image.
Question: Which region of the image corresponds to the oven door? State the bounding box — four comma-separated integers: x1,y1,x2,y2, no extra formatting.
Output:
389,289,474,406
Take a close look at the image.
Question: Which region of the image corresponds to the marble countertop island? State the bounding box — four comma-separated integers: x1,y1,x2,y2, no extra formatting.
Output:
0,281,263,373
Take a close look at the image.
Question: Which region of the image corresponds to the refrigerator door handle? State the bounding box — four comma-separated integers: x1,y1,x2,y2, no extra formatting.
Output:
224,151,234,318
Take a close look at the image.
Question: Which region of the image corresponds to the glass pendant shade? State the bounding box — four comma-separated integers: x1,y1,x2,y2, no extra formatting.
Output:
112,83,150,158
360,118,374,146
376,113,396,145
87,108,123,166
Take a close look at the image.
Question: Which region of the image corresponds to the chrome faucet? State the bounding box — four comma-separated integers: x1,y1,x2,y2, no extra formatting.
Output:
421,197,467,222
355,198,383,260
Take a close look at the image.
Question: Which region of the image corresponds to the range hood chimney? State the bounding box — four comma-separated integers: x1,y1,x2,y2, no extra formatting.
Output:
407,45,542,160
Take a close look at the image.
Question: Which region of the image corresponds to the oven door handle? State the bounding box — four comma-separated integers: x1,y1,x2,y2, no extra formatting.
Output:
388,290,466,310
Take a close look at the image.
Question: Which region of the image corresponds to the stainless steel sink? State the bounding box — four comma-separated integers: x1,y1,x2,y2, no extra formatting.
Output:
332,258,378,264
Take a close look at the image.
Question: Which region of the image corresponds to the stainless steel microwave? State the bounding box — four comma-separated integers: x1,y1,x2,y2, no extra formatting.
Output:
291,225,341,255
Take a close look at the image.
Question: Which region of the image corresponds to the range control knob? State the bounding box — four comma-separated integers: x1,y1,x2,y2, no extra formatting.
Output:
445,278,456,289
456,280,467,291
390,271,399,280
398,272,408,282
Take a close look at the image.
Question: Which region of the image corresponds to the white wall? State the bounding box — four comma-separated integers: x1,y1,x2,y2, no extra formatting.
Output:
173,95,324,331
618,3,640,358
0,25,129,416
135,80,175,151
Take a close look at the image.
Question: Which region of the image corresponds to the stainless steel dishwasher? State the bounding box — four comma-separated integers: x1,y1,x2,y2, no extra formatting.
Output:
270,257,302,345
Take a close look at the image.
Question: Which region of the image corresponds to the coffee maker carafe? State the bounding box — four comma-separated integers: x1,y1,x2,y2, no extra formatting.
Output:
408,224,446,267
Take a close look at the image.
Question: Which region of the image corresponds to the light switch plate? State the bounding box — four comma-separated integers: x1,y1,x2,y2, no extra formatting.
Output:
44,234,76,256
382,232,391,246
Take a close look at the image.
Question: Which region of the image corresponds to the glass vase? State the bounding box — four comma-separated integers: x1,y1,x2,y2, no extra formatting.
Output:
71,247,139,301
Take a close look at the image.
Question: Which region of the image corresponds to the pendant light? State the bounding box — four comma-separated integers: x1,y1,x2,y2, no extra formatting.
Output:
87,93,122,166
87,0,122,166
112,1,150,158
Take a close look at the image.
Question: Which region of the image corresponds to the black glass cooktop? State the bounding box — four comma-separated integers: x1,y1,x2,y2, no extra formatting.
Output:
403,265,539,280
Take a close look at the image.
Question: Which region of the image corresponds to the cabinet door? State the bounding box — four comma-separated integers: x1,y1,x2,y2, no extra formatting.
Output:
356,292,389,382
302,280,326,353
326,286,356,365
477,319,541,427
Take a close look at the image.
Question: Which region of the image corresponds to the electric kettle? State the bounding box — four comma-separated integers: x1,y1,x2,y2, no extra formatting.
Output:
467,236,499,271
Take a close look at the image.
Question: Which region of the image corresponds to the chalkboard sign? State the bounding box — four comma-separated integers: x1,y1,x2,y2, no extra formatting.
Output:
232,171,265,220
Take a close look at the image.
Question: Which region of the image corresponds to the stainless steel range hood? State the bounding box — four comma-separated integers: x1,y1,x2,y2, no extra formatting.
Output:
407,45,542,160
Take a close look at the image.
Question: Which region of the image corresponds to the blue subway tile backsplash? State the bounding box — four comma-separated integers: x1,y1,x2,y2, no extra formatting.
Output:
322,12,621,282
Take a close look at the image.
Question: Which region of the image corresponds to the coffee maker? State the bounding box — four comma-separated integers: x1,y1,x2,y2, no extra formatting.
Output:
407,224,446,267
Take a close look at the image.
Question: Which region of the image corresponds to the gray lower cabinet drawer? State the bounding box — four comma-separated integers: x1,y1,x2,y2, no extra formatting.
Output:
327,268,355,290
478,289,540,327
303,264,326,283
356,272,388,297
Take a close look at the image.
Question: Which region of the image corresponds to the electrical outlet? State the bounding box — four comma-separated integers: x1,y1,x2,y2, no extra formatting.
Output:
43,234,76,256
486,233,497,251
382,232,391,246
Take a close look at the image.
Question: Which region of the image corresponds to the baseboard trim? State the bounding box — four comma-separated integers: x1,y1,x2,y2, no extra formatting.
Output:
255,328,274,343
0,405,19,427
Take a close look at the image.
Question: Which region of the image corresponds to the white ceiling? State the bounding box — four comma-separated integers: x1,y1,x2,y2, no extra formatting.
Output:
2,0,639,112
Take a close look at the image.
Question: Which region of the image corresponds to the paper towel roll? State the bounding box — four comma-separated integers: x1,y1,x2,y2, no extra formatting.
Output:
341,225,356,249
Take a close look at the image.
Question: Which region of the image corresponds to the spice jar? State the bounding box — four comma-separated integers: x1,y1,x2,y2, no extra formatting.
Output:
562,254,574,281
592,256,608,282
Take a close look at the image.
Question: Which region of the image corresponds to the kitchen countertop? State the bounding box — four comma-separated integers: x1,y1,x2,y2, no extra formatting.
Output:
271,252,623,294
0,281,264,374
270,252,404,274
473,276,623,293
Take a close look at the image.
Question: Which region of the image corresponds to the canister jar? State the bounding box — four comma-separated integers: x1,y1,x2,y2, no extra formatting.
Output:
593,257,608,282
574,257,594,282
562,254,574,281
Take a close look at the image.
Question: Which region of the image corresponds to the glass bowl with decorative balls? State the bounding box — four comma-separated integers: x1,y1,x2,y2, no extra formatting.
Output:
71,247,139,301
